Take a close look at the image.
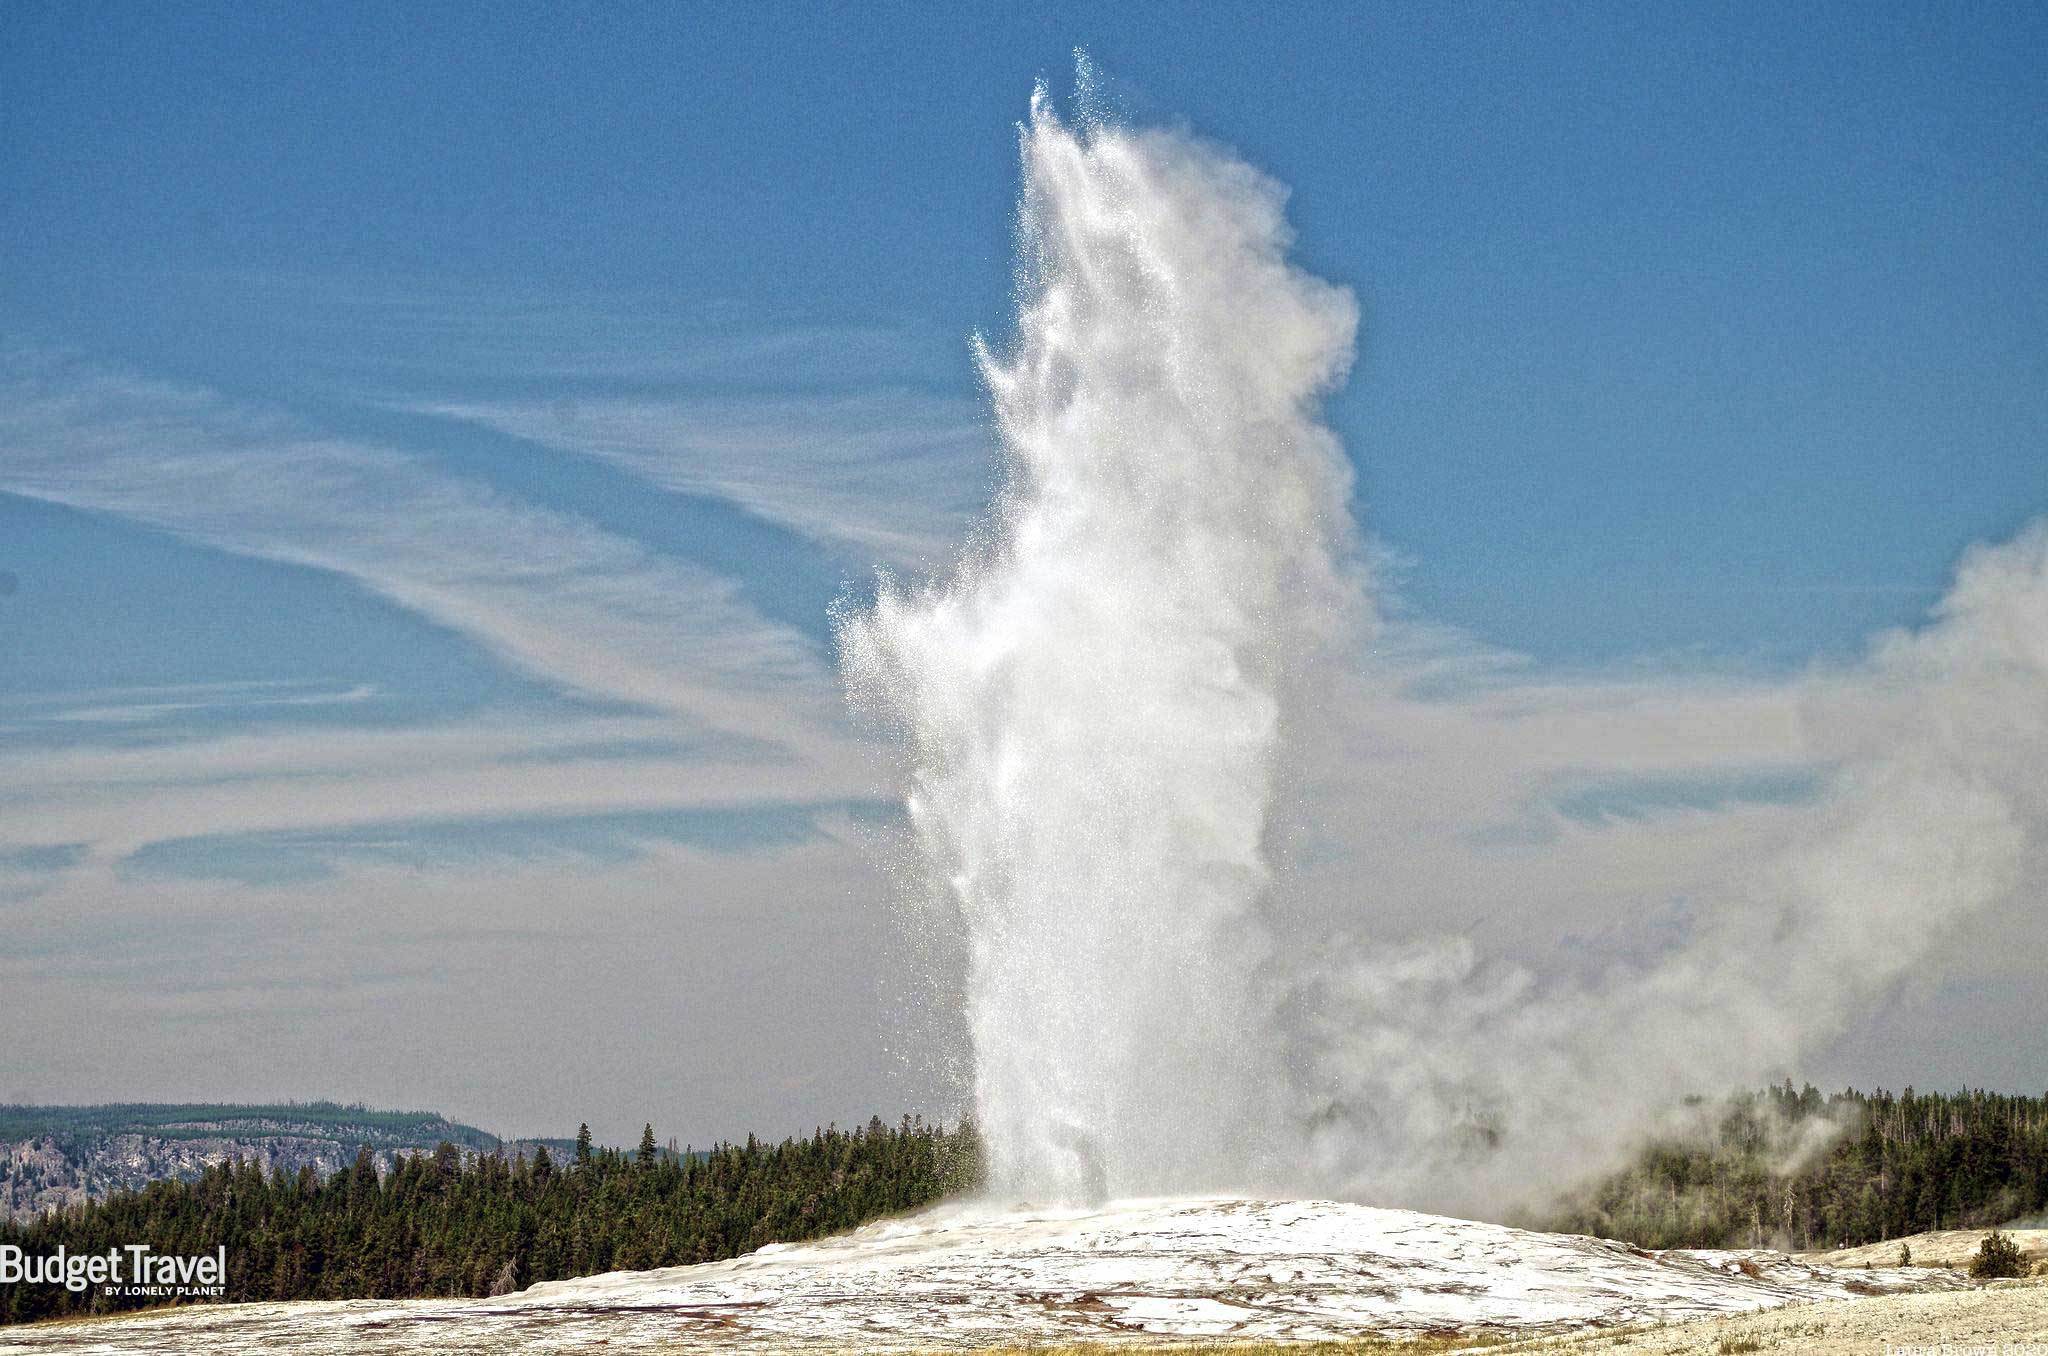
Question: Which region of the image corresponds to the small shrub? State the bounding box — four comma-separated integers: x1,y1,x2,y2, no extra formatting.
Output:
1969,1229,2027,1280
1718,1337,1765,1354
1898,1242,1911,1267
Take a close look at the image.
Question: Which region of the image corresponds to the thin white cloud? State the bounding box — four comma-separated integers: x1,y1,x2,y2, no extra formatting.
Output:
0,350,853,754
41,682,380,726
113,272,996,570
411,390,993,570
0,713,878,860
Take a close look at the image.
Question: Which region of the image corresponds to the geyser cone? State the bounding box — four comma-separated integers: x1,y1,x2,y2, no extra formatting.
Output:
842,82,1364,1202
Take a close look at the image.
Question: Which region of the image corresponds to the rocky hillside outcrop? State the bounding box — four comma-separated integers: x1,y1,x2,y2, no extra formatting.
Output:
0,1104,498,1222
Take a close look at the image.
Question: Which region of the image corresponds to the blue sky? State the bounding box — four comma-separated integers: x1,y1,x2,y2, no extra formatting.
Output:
9,3,2046,665
2,3,2044,1142
8,1,2042,662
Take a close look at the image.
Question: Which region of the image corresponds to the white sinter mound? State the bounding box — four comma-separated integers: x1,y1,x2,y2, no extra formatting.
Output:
1,1198,1966,1355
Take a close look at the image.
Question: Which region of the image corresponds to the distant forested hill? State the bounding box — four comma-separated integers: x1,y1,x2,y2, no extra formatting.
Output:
1533,1084,2048,1250
0,1102,499,1223
1,1114,979,1324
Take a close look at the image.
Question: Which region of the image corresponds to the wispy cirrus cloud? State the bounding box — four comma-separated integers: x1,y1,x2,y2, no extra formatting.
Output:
56,270,998,572
0,341,904,955
0,711,882,861
148,271,996,570
1284,632,1827,957
407,390,993,571
21,680,381,728
0,349,854,752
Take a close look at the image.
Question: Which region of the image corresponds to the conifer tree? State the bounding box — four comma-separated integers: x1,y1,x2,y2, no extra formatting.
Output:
638,1124,658,1168
349,1145,378,1201
575,1123,593,1169
1971,1230,2026,1279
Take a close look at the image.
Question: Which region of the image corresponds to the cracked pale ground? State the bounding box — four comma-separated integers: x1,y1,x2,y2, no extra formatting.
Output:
1477,1276,2048,1355
963,1279,2048,1355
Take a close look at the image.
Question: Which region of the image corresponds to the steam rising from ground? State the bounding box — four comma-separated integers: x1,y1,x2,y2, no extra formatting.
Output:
844,73,2047,1210
1298,523,2048,1212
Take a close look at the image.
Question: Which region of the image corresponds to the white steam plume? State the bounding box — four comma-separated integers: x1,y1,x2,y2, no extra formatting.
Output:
841,83,1363,1201
1295,522,2048,1212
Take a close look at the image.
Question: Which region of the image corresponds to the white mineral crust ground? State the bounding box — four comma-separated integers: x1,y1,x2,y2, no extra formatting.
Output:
0,1197,1969,1354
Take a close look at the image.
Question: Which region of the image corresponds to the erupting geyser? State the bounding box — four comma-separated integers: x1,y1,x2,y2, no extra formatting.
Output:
841,79,1366,1202
847,66,2048,1215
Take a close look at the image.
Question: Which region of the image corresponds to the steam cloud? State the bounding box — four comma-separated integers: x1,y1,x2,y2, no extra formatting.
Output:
844,72,2047,1210
1300,523,2047,1212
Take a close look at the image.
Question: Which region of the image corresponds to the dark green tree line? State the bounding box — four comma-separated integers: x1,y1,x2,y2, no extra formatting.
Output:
1,1114,980,1325
1536,1084,2048,1250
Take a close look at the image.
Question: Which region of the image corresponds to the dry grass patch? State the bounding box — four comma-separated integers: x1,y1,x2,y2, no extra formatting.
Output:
959,1336,1506,1356
1803,1227,2048,1271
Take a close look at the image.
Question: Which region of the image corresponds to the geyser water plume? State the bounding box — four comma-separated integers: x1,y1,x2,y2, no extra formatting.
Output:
841,82,1364,1201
